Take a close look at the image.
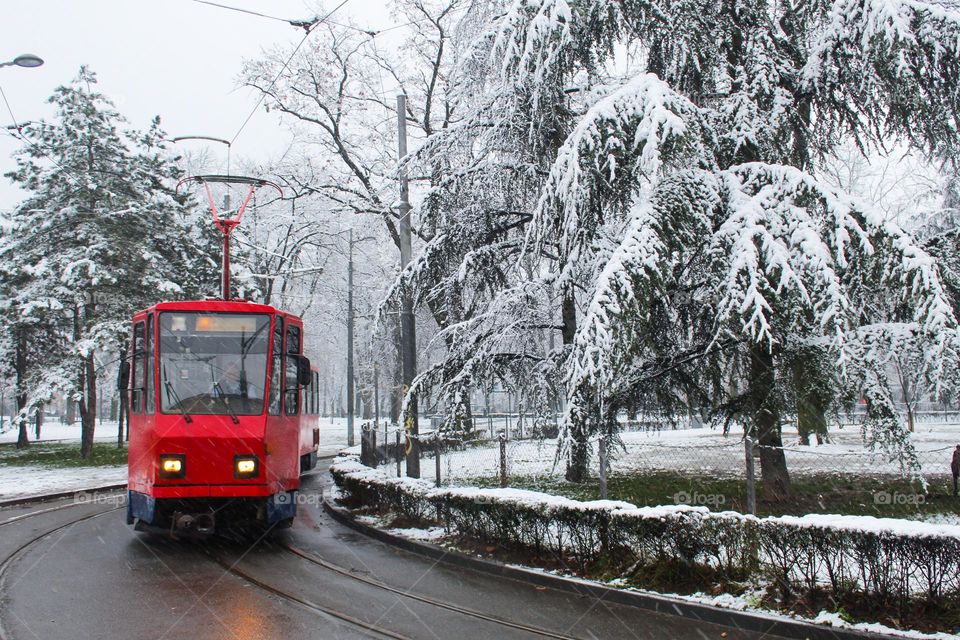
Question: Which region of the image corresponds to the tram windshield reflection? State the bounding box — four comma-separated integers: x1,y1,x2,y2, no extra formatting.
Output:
158,312,271,416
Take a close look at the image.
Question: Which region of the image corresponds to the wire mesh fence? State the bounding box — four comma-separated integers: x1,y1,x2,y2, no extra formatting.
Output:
354,411,960,516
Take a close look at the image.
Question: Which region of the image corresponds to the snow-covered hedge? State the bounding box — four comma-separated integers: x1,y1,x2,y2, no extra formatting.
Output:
331,457,960,609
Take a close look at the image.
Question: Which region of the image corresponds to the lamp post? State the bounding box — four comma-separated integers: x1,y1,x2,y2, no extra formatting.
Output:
0,54,44,69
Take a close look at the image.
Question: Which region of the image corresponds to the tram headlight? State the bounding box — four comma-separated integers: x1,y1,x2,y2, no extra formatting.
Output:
234,455,259,479
159,454,186,479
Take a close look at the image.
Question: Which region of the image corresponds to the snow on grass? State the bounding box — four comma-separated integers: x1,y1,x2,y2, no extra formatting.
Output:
429,421,960,484
0,464,126,501
0,420,122,444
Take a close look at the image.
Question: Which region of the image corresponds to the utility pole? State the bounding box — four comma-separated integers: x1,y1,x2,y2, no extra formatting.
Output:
374,361,380,429
397,93,420,477
347,228,356,447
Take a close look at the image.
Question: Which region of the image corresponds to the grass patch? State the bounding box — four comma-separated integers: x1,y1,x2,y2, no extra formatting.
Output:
0,442,127,468
466,472,960,519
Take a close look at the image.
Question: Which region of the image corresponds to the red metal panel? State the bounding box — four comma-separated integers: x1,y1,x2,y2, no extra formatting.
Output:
128,301,306,505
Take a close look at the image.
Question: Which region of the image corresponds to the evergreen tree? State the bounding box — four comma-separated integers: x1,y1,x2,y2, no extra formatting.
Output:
404,0,960,497
2,67,215,458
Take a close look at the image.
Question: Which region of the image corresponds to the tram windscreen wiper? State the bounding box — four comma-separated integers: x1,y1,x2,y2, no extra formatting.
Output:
212,381,240,425
162,365,193,424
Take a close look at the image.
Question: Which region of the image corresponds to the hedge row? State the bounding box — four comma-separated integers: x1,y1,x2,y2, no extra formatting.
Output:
331,457,960,610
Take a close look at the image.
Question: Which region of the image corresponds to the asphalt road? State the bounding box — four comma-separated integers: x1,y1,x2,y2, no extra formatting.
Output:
0,465,769,640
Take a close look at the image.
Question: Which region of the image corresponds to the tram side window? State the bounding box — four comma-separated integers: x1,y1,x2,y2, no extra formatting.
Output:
268,319,283,416
285,326,301,416
131,322,145,413
145,314,155,413
312,372,319,415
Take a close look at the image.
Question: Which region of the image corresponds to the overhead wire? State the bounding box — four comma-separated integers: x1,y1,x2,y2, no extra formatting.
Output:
189,0,292,25
0,86,86,188
189,0,459,40
229,0,353,147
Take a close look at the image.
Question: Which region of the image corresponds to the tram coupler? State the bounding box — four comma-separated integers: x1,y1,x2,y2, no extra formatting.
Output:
171,511,215,537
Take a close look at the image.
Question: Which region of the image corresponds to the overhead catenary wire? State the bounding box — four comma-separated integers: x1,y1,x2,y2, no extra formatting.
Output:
0,87,86,188
229,0,353,147
188,0,447,38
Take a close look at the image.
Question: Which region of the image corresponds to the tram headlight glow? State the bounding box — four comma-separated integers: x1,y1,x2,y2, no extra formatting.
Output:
234,455,259,479
159,454,186,479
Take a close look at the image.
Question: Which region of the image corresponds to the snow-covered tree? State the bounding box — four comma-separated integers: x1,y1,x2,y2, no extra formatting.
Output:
1,67,216,457
401,0,960,498
243,0,466,431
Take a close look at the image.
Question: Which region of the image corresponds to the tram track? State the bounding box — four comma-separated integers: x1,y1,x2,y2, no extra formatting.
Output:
278,542,579,640
0,490,125,529
0,505,123,640
206,550,414,640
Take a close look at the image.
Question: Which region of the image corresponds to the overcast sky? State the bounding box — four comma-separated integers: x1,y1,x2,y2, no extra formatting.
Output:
0,0,397,210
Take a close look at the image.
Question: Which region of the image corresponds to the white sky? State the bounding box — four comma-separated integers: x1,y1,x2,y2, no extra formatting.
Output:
0,0,397,211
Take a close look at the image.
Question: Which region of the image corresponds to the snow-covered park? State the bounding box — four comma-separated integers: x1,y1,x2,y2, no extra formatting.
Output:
393,420,960,487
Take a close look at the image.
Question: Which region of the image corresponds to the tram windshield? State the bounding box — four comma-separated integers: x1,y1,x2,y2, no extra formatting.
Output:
158,312,271,416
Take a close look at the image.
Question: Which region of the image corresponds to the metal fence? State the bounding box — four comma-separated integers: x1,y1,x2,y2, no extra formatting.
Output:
356,413,960,515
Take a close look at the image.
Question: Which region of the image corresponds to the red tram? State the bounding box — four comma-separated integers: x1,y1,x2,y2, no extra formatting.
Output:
122,175,320,535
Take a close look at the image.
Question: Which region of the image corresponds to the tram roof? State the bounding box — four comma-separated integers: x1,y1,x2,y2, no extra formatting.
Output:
134,299,300,320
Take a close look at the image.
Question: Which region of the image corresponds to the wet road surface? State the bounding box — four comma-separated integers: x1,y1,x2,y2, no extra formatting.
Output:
0,465,771,640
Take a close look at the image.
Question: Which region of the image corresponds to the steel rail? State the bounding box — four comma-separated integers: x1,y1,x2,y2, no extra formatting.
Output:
206,552,413,640
279,542,579,640
0,506,123,640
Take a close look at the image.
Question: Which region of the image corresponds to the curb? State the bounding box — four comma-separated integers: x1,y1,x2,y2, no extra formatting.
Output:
0,483,127,509
322,500,897,640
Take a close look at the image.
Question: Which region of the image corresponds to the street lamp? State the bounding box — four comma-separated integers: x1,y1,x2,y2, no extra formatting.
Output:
0,54,44,69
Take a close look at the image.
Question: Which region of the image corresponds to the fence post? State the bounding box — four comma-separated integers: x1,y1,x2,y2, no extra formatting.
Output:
435,436,442,487
598,434,608,500
396,429,402,478
498,433,507,487
744,435,756,515
360,425,370,466
369,427,377,469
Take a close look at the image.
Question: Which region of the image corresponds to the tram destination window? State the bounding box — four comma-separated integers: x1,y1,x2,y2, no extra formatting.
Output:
158,312,271,416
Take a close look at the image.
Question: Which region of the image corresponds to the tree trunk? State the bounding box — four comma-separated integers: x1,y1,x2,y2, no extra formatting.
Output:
751,344,791,501
15,328,28,449
792,352,828,446
566,432,589,483
560,287,590,482
79,351,97,459
34,404,43,440
76,304,97,459
361,384,373,420
390,316,403,425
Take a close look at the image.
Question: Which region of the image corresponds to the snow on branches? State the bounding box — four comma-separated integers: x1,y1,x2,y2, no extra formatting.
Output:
530,72,713,272
390,0,960,481
804,0,960,155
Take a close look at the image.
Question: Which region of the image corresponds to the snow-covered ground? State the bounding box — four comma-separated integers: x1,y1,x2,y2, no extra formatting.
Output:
0,419,123,444
0,417,354,501
391,421,960,485
0,465,127,502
